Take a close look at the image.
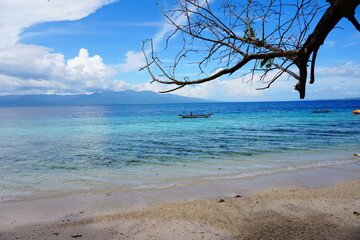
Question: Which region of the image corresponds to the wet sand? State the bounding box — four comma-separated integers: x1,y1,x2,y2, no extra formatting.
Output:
0,163,359,239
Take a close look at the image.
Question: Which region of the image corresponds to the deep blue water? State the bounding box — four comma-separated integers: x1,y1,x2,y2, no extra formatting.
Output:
0,100,359,201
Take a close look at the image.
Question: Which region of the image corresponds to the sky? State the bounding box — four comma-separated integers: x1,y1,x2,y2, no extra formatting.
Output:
0,0,359,102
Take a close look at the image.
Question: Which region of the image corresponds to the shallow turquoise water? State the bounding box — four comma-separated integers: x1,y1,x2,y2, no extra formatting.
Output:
0,100,359,201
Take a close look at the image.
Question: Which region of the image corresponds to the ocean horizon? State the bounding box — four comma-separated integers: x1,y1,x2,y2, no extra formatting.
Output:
0,100,359,202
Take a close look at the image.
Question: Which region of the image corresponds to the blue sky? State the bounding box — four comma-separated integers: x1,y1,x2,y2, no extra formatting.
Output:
0,0,359,102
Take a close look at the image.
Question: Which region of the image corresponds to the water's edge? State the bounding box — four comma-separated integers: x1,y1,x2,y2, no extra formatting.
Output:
1,161,359,227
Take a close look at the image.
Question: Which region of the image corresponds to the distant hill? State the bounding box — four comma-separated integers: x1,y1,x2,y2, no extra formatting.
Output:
0,90,211,107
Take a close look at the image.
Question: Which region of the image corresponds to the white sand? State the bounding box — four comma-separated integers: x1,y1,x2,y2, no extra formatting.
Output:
1,163,360,240
0,180,359,240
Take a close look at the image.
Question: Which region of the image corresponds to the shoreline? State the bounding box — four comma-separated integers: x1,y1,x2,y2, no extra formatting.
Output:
1,148,358,204
0,162,359,239
2,154,359,204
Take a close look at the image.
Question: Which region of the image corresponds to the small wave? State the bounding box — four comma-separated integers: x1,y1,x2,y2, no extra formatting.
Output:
202,158,360,182
49,165,79,171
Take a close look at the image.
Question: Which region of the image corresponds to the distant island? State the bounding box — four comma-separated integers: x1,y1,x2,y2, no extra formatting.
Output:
0,90,211,107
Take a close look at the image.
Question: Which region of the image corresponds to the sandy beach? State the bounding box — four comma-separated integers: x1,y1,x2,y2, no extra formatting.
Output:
1,163,359,240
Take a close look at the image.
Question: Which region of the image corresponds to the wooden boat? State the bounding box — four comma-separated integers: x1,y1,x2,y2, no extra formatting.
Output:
353,110,360,114
179,113,213,118
312,110,330,113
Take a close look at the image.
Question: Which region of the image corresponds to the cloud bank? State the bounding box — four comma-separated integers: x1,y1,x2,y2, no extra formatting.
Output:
0,45,132,95
0,0,126,95
0,0,116,47
0,0,358,101
316,62,360,78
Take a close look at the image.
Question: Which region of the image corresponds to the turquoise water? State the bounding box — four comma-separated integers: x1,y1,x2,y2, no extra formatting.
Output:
0,100,359,201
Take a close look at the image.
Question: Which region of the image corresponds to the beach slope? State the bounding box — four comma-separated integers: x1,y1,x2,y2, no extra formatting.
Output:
1,180,359,240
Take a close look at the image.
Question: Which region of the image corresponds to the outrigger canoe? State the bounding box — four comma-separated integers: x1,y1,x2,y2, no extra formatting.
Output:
353,110,360,114
313,110,330,113
179,113,213,118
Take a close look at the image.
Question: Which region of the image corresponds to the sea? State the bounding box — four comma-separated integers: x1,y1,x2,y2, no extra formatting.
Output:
0,100,359,202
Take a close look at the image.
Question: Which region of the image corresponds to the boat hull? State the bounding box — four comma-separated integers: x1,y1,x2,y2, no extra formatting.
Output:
313,110,330,113
179,113,213,118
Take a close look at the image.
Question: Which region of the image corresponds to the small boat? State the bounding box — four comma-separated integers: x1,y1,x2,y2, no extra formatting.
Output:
179,113,213,118
353,110,360,114
313,109,330,113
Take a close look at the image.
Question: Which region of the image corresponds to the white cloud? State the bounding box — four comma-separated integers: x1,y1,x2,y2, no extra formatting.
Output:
0,0,122,95
66,48,116,81
0,44,65,80
309,85,360,99
0,0,182,95
0,46,125,94
316,62,360,78
116,51,146,72
323,40,336,49
118,0,214,74
147,74,296,101
0,0,116,47
306,70,360,99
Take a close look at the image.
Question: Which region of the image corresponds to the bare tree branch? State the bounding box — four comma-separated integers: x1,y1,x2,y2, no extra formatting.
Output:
346,15,360,31
142,0,360,99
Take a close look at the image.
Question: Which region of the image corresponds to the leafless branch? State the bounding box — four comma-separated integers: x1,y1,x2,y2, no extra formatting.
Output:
142,0,360,99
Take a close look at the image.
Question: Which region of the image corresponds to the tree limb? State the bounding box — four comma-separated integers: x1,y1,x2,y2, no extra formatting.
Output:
142,0,360,99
